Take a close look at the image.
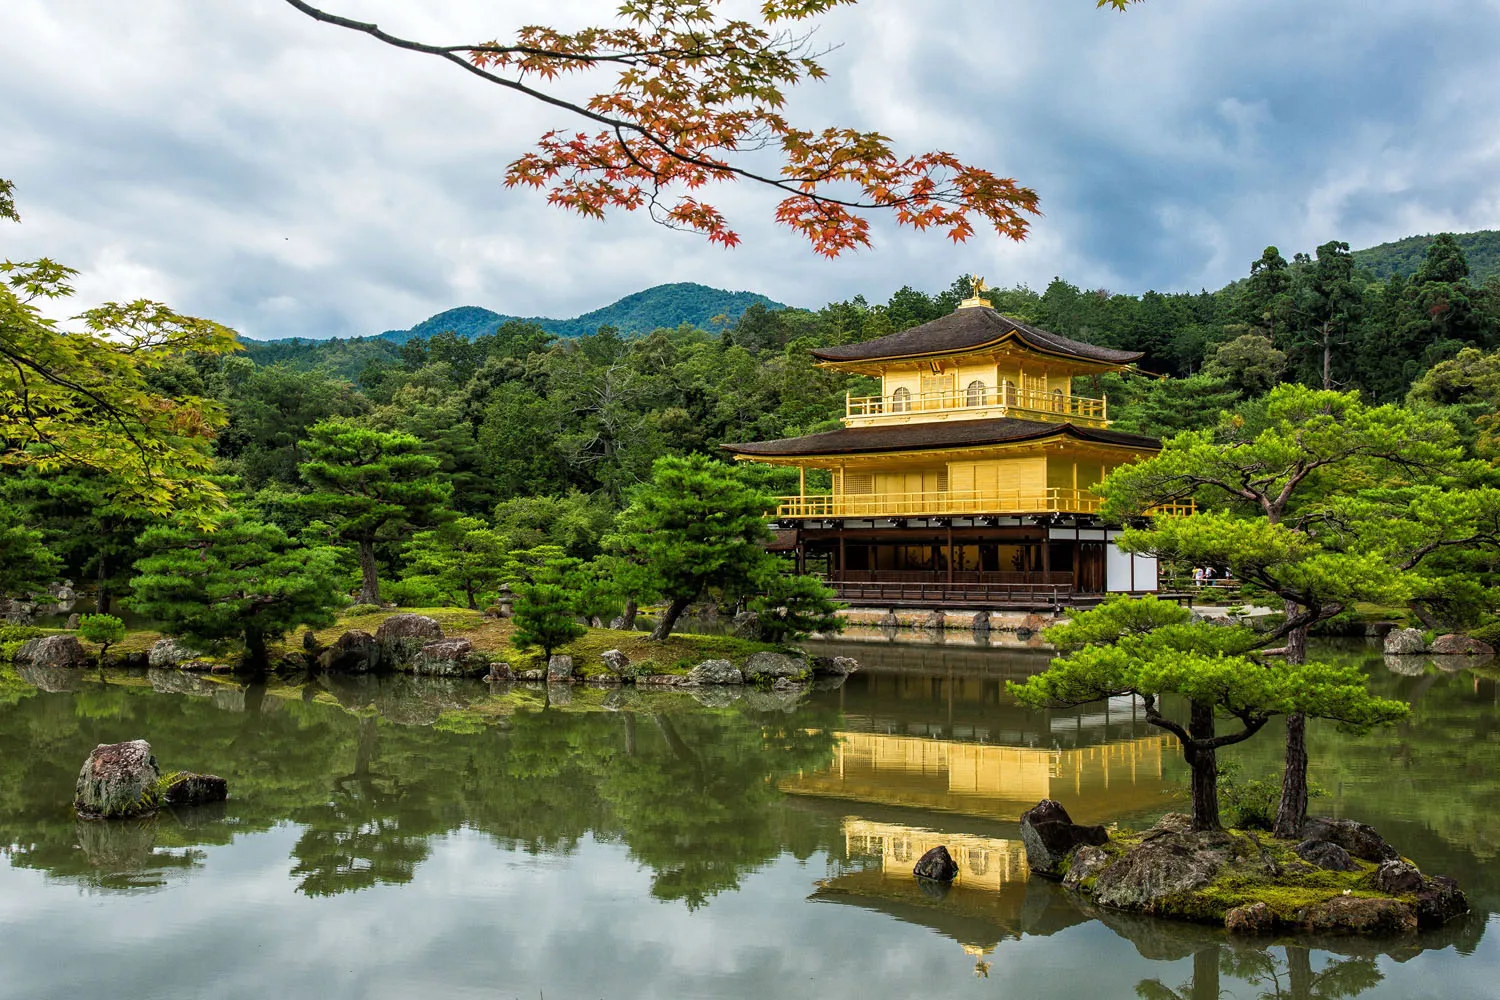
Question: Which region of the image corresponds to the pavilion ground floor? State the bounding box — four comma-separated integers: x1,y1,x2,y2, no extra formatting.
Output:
771,515,1160,610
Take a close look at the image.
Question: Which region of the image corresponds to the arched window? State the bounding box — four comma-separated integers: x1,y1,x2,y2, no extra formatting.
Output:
1052,387,1065,412
891,386,912,412
965,380,986,407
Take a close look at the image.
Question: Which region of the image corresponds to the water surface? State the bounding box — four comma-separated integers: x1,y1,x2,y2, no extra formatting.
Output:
0,639,1494,999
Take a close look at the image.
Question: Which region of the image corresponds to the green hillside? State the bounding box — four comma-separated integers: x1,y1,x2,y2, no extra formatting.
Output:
370,282,785,345
1354,230,1500,282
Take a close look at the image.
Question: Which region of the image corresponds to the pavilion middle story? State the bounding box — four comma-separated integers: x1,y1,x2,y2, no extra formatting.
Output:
722,297,1186,609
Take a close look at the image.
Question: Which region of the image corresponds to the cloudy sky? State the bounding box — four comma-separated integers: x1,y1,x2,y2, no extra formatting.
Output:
4,0,1499,340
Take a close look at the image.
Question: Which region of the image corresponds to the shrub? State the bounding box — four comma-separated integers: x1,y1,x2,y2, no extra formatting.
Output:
1468,621,1500,647
345,603,382,616
0,625,44,662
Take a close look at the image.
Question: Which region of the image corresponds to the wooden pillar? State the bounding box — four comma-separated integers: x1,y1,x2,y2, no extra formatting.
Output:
946,522,954,585
1042,524,1051,585
838,531,846,581
799,466,806,500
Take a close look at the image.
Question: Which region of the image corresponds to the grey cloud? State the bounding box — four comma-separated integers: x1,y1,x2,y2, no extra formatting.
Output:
3,0,1499,339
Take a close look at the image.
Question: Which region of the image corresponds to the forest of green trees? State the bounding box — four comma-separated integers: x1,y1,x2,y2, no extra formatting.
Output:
5,222,1500,665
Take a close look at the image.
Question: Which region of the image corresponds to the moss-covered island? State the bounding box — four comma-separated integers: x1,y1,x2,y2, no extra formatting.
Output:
1019,800,1469,938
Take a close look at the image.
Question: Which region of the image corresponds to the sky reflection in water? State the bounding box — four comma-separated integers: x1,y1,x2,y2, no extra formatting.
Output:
0,638,1495,1000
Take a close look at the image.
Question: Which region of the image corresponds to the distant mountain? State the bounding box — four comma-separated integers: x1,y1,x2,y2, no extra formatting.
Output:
368,282,786,345
1354,230,1500,283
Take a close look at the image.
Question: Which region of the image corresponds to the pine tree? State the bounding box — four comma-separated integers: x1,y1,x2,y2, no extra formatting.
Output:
611,455,775,640
0,502,60,598
297,421,451,604
400,516,512,609
510,582,586,661
130,511,345,668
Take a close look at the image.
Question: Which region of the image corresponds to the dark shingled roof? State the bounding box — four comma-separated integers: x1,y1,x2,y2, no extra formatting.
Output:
810,306,1143,365
722,417,1160,458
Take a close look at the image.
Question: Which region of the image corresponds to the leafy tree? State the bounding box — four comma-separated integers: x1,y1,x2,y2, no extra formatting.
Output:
1,178,239,520
1010,601,1407,831
1407,346,1500,458
1292,240,1362,389
399,516,513,610
1102,384,1463,836
77,614,125,663
1416,232,1471,284
1202,333,1285,397
297,421,452,604
612,455,775,640
510,582,586,662
0,502,59,598
750,566,843,644
130,511,345,668
216,360,368,489
275,0,1148,254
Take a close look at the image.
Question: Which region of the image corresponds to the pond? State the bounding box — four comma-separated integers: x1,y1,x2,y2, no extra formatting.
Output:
0,638,1495,999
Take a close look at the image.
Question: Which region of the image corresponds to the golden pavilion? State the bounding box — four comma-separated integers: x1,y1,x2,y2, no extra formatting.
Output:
723,284,1182,607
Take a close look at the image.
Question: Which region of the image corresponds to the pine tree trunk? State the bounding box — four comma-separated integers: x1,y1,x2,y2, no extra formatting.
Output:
621,598,639,631
1286,945,1313,999
1322,321,1333,390
1274,607,1311,839
96,555,110,615
244,629,269,672
650,596,691,641
1187,700,1222,831
357,540,380,605
465,584,478,611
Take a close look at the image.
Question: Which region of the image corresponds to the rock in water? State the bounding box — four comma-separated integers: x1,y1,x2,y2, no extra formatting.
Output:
413,638,482,677
318,630,380,673
600,649,632,676
809,656,859,677
685,659,743,685
1430,633,1494,656
14,634,90,669
913,845,959,881
160,772,229,807
731,611,762,640
147,637,211,670
741,651,808,681
1383,628,1427,655
1294,839,1359,872
1020,799,1110,878
1301,897,1417,936
1300,817,1400,863
1062,845,1111,890
547,654,574,681
375,614,443,666
1225,902,1275,936
1413,875,1469,929
75,740,162,819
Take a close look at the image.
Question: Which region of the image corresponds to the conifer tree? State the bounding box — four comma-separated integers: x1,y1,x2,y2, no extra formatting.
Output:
511,582,586,662
612,455,775,640
130,511,345,668
297,421,451,604
0,503,59,598
400,516,512,609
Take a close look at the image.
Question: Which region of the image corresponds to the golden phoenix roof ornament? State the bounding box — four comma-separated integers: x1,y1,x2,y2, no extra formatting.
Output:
959,274,989,309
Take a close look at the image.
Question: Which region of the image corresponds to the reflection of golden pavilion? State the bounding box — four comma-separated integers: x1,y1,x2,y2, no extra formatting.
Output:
844,818,1030,890
783,731,1179,824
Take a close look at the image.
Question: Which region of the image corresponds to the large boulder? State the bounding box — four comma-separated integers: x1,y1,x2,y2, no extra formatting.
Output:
600,649,633,676
1224,902,1275,936
147,637,212,670
920,611,946,630
1383,628,1427,655
75,740,162,819
375,614,443,666
1431,633,1494,656
1300,817,1399,863
318,630,380,673
1376,859,1425,894
1294,839,1358,872
970,611,991,633
741,651,808,682
685,659,743,685
810,655,859,677
1062,845,1111,890
160,772,229,807
1412,875,1469,929
547,654,574,681
1020,799,1110,879
1090,831,1230,912
913,845,959,882
412,638,483,677
15,634,91,669
1301,896,1417,936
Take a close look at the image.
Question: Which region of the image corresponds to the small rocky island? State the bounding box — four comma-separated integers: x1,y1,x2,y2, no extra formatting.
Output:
75,740,228,820
1017,800,1467,936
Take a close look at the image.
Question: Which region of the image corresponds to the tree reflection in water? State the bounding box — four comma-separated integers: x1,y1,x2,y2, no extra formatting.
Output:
1136,946,1382,1000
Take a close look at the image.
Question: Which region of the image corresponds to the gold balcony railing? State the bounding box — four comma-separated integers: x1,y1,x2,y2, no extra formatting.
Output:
846,386,1107,426
775,490,1195,519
